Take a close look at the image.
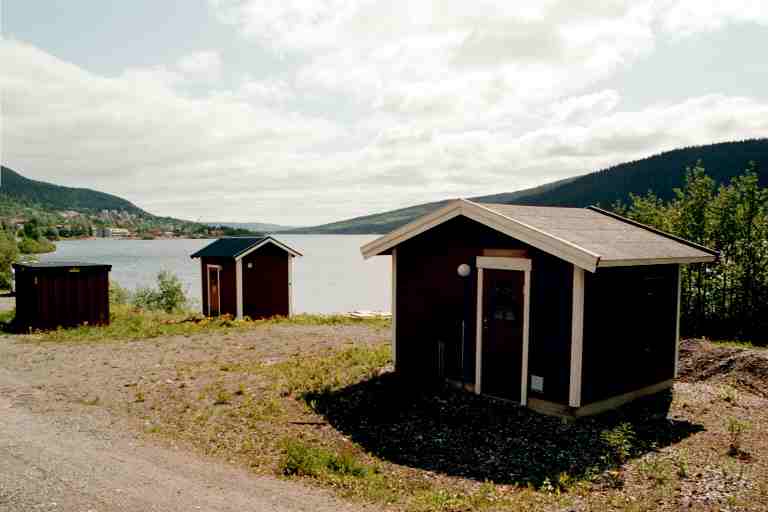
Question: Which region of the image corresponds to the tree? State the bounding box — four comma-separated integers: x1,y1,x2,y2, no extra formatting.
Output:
0,230,19,289
619,162,768,344
23,217,40,240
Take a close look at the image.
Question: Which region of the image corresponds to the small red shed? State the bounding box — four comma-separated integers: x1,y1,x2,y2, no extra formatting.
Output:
190,236,302,319
362,199,718,418
12,261,112,331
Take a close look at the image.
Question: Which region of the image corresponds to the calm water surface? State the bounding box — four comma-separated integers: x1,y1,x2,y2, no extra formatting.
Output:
40,236,390,314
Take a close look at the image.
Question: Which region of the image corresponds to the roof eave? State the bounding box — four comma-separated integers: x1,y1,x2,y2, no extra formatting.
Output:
234,236,303,260
598,255,717,268
361,199,601,272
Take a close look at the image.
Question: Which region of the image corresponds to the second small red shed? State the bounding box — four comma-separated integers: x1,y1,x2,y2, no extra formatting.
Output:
191,237,302,319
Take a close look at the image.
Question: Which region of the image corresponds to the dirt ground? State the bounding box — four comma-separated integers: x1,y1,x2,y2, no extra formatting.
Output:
1,327,767,511
0,325,386,512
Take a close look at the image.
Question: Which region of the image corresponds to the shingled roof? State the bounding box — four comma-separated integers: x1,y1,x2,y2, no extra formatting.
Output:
361,199,717,272
191,236,302,259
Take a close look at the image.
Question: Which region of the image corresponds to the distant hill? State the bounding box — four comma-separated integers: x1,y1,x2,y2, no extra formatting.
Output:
282,175,581,234
210,221,296,233
284,138,768,234
1,166,147,214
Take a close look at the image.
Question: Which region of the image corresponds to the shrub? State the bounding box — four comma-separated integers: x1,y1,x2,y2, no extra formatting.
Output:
132,271,188,313
18,237,56,254
0,231,18,289
108,281,131,305
726,418,750,458
601,422,636,464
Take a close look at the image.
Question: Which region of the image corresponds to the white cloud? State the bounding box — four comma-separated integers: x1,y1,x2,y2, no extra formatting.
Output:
658,0,768,35
177,50,222,81
0,40,348,223
3,1,768,224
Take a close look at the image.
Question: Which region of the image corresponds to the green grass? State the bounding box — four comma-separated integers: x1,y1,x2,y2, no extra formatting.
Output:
710,339,759,349
0,308,15,326
281,439,372,478
13,305,390,343
266,343,391,397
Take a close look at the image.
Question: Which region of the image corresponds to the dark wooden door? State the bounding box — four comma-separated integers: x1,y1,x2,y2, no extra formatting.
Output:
208,267,221,317
481,269,525,401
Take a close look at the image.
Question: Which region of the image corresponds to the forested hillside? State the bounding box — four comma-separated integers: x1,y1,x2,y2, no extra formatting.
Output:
1,166,146,214
286,138,768,233
512,138,767,207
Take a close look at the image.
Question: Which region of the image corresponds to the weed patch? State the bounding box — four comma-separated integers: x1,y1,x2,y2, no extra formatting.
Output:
280,439,370,478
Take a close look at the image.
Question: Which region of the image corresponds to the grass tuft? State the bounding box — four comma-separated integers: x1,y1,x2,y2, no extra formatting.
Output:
280,439,370,478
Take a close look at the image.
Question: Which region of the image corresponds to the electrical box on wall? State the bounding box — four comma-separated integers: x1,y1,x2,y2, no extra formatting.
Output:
531,375,544,392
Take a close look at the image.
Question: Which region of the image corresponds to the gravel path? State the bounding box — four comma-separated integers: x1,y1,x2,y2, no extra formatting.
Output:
0,363,366,512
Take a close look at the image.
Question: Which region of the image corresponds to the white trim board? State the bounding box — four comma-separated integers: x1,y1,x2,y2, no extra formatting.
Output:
474,258,531,405
477,256,531,271
391,248,398,367
474,267,484,395
674,264,682,378
235,259,244,319
288,255,294,317
235,236,302,260
569,266,585,407
598,256,714,267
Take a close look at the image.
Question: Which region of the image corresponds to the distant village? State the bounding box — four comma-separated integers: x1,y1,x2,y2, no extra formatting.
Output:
5,208,242,242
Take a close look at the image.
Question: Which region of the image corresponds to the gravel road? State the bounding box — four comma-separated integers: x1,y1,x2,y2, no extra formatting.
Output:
0,368,363,512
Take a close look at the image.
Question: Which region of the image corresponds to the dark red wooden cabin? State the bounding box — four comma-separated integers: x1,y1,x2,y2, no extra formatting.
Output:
191,237,302,319
362,199,718,417
12,262,111,331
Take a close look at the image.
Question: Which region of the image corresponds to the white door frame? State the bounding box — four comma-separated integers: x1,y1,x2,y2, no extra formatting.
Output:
474,256,532,405
206,264,222,317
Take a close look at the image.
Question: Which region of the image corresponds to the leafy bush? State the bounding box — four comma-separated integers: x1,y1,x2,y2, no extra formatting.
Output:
132,271,188,313
18,237,56,254
108,281,131,305
0,231,18,289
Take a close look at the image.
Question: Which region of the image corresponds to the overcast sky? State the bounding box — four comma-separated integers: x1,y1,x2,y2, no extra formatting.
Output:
2,1,768,225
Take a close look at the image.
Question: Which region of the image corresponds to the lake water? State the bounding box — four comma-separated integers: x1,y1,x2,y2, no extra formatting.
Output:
40,236,391,314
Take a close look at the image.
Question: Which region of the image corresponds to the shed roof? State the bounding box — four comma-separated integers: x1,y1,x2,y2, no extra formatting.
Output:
190,236,302,259
13,261,112,272
361,199,717,272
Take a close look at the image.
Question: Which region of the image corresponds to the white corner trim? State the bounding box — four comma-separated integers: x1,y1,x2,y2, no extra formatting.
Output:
361,199,600,272
477,256,531,271
391,248,397,367
235,237,302,261
569,266,585,407
235,259,243,319
674,264,682,378
288,255,294,317
474,267,484,395
521,266,531,406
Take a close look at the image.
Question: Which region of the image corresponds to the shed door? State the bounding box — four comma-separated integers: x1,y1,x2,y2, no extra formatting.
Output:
207,266,221,317
481,269,525,401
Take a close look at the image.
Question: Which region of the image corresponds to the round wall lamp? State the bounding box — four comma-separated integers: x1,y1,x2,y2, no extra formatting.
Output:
457,263,471,278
